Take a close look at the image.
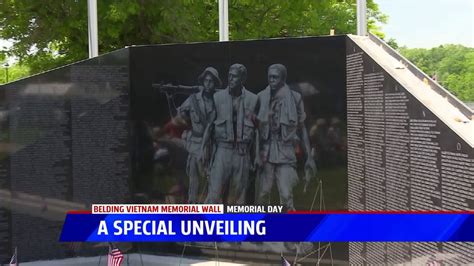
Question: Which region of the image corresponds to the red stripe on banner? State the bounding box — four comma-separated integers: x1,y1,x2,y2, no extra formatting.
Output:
67,210,92,214
66,210,474,214
287,210,474,214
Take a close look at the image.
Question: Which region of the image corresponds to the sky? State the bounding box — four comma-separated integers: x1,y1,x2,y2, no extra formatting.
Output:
375,0,474,48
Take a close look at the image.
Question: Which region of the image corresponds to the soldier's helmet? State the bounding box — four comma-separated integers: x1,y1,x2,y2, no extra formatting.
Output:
198,67,222,88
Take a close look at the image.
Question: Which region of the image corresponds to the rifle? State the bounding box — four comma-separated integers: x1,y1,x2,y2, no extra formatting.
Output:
152,83,202,118
152,83,201,96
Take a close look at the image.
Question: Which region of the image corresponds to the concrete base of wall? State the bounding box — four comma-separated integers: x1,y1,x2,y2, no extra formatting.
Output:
19,253,248,266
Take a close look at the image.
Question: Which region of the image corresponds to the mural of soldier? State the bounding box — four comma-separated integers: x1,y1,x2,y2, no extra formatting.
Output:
177,67,221,203
202,64,258,205
255,64,317,210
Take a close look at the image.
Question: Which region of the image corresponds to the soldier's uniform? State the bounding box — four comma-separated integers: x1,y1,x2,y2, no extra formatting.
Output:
255,84,306,210
206,87,258,204
178,68,220,203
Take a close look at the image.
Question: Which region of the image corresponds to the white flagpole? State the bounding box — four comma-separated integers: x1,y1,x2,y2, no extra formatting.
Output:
87,0,99,57
357,0,367,36
218,0,229,41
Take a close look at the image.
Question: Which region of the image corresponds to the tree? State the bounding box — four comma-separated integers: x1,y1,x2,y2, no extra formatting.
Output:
0,0,387,75
0,63,30,84
400,45,474,102
386,38,399,50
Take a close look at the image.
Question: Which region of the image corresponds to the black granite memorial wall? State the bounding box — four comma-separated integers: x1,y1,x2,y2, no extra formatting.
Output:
346,37,474,265
0,36,349,263
1,34,470,264
129,36,348,204
128,36,349,263
0,49,130,262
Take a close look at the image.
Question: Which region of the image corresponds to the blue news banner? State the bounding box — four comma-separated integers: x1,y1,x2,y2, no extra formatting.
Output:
60,212,474,242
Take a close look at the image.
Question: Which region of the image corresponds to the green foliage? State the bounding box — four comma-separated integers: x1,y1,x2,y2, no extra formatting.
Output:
0,0,386,75
400,45,474,102
386,38,399,50
229,0,386,40
0,63,30,84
